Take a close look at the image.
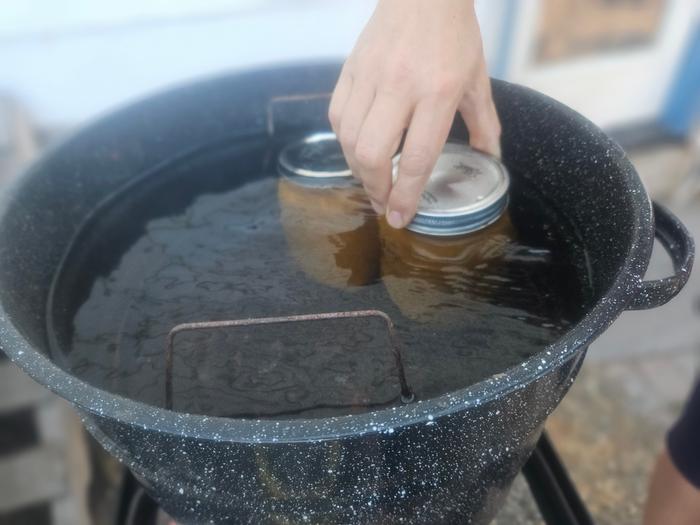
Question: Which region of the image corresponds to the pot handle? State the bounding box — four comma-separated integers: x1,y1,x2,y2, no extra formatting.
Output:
627,202,695,310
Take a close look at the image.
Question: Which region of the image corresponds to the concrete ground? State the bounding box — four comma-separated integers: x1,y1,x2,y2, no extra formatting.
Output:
0,103,698,524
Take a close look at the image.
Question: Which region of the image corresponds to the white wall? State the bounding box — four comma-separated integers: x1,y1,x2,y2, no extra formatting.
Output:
0,0,508,128
1,0,696,130
0,1,370,126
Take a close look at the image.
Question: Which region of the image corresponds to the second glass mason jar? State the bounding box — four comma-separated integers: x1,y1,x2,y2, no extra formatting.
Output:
379,143,514,325
277,132,381,289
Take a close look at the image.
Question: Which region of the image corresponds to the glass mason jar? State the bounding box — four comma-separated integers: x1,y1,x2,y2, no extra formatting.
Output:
378,212,516,325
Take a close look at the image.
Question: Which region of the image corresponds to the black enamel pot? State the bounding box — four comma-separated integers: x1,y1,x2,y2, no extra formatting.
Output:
0,63,693,524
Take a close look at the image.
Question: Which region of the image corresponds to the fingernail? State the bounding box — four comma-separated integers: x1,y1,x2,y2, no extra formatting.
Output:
492,143,502,159
387,210,404,229
370,199,385,215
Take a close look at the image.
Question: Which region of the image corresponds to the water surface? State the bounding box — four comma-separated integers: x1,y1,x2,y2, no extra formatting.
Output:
48,139,593,419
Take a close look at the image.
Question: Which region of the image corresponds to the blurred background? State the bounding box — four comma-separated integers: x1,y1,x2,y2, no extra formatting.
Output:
0,1,699,524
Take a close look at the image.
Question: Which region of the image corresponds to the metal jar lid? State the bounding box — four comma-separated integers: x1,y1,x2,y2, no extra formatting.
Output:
277,132,355,188
395,142,510,236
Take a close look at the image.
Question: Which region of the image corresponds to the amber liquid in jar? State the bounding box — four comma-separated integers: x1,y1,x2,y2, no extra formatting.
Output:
379,213,516,325
277,177,381,289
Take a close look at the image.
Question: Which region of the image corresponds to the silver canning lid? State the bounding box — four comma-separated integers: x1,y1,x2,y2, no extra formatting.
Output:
278,132,399,188
278,132,355,188
394,142,510,236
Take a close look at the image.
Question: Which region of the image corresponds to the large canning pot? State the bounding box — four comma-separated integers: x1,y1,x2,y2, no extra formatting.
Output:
0,63,693,524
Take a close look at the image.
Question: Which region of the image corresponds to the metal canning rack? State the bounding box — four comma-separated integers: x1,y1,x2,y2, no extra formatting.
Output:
164,309,415,414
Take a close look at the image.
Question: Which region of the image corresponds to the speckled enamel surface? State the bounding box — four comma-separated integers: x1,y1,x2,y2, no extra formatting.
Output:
0,64,693,524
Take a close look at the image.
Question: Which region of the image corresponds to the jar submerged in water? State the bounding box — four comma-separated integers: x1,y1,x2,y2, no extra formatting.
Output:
277,132,381,288
400,142,510,237
380,143,514,324
277,133,514,325
379,214,515,324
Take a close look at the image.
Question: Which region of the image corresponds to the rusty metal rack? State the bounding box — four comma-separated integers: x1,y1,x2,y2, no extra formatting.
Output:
164,310,414,412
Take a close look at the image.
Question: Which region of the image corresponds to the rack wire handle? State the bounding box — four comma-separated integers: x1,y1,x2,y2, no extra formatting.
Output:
164,309,414,411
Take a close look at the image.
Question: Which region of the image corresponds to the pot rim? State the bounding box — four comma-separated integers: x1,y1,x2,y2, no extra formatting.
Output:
0,76,654,444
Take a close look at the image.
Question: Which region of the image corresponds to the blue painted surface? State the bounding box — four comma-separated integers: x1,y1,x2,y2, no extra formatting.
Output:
491,0,518,79
661,25,700,137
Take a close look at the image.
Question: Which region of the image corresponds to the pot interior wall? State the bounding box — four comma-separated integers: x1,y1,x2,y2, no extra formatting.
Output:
0,65,643,365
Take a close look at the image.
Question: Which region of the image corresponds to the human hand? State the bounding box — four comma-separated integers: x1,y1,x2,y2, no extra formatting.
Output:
329,0,501,229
